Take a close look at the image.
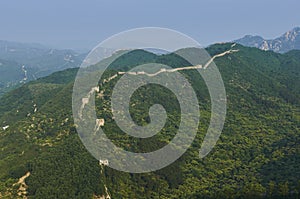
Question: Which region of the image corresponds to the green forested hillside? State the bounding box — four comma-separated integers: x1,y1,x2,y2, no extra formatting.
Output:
0,44,299,198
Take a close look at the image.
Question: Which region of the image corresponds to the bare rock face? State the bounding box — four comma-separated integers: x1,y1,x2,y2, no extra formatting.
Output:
235,27,300,53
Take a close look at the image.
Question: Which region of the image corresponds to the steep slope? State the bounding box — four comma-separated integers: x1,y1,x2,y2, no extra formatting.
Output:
0,44,299,198
235,27,300,53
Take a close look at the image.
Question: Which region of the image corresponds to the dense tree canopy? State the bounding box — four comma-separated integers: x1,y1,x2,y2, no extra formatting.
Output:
0,44,299,198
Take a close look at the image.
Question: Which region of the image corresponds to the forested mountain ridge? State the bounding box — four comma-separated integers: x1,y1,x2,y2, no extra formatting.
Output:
0,43,299,198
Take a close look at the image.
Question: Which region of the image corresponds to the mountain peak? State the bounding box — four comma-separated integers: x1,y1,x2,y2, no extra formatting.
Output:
292,26,300,32
235,27,300,53
281,27,300,41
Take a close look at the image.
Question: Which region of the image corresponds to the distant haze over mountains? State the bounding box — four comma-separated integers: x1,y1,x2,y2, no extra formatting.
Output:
235,27,300,53
0,40,86,96
0,27,299,96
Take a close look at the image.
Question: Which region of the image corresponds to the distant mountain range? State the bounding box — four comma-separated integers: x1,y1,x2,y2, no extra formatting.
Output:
0,40,86,96
235,27,300,53
0,27,299,97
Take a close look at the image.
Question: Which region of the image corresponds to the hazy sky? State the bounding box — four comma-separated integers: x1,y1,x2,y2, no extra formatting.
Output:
0,0,299,50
